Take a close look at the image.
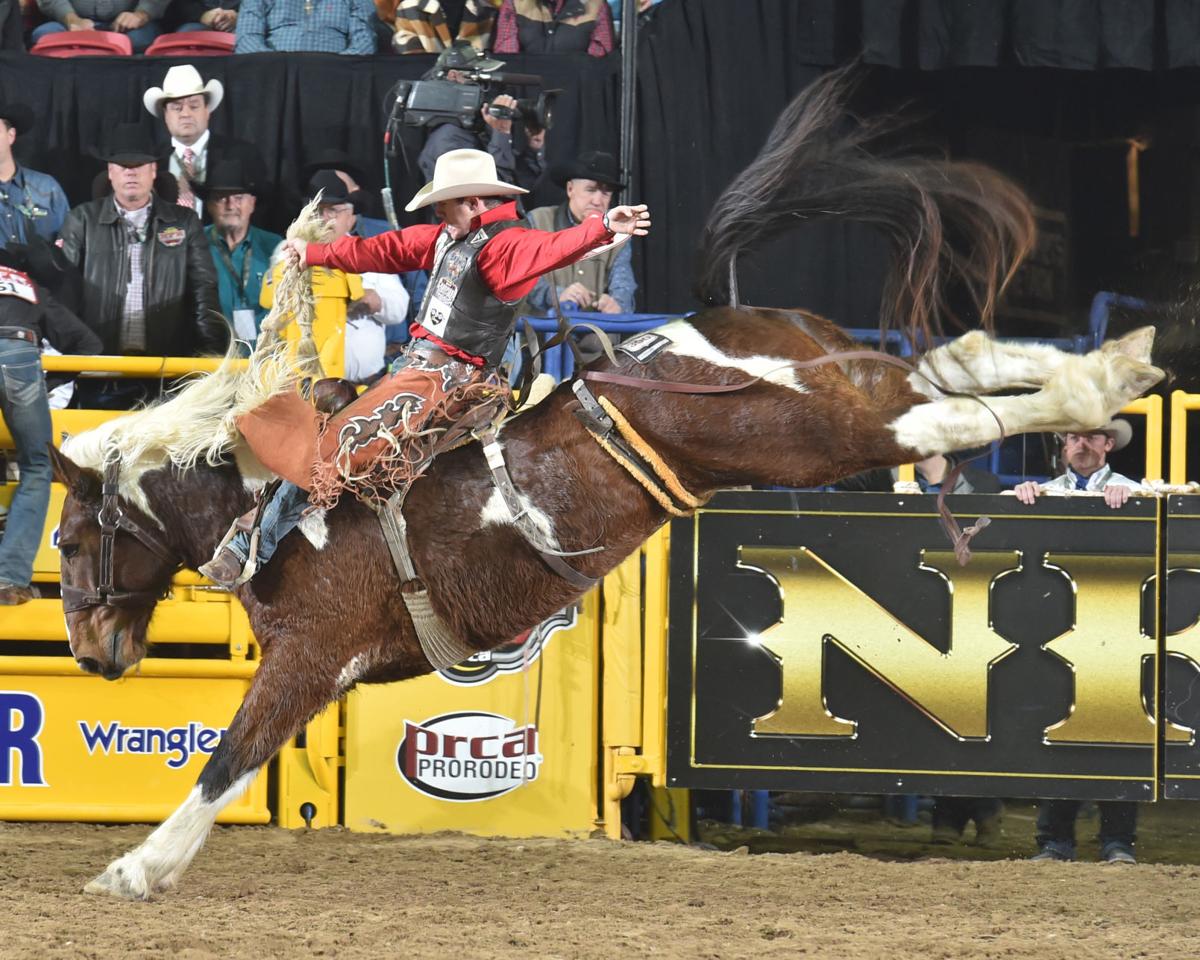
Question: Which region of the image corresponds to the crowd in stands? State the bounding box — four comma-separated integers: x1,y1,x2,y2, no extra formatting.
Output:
0,56,638,383
0,0,663,55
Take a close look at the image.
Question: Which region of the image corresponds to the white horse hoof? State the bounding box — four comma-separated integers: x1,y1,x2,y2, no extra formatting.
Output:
1102,325,1156,364
83,860,153,901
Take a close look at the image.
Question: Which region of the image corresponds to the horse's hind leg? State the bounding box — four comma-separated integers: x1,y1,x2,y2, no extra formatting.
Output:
911,327,1157,398
891,347,1164,457
83,655,341,901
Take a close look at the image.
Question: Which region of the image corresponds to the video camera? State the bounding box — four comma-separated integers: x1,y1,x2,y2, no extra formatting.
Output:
392,74,556,132
386,43,557,134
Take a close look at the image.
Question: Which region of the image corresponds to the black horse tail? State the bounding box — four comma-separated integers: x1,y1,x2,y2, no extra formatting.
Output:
694,64,1037,345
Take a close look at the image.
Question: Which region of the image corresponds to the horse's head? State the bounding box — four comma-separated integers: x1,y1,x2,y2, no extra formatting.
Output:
50,446,178,681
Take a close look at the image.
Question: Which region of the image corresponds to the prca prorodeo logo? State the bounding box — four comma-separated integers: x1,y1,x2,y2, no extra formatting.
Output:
436,605,577,686
397,711,542,802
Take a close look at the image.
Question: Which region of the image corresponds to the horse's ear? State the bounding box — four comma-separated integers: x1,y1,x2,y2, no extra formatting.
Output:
48,444,96,495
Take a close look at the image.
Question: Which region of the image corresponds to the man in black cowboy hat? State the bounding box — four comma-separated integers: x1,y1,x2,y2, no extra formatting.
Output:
203,158,282,343
524,149,635,314
306,170,411,381
0,101,68,250
58,123,225,402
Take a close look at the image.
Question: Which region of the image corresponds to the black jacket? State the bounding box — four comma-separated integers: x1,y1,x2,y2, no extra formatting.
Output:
0,275,102,355
57,194,227,357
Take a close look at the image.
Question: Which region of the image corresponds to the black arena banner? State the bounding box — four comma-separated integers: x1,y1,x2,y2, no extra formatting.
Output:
667,491,1162,801
1163,496,1200,799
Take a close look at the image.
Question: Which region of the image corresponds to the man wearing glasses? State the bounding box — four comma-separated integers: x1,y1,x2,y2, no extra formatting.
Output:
1012,419,1142,509
1012,417,1143,863
203,159,282,345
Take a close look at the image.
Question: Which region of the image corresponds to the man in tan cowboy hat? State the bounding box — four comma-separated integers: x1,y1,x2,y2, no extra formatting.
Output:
199,146,649,587
1012,418,1143,509
144,64,267,220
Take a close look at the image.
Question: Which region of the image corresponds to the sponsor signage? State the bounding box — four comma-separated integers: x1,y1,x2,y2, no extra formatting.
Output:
1164,496,1200,799
343,596,601,838
667,491,1168,801
0,672,268,823
397,711,542,801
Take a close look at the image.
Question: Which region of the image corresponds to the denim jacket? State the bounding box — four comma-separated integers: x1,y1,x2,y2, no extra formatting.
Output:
0,166,69,247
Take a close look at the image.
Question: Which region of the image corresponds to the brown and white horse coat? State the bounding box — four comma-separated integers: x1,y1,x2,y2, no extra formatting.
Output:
51,308,1161,899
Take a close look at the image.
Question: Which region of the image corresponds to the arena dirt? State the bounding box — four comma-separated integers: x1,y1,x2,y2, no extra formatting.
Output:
3,805,1200,960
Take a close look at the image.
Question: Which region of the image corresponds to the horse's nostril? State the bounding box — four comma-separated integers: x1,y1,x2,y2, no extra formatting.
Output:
77,657,101,674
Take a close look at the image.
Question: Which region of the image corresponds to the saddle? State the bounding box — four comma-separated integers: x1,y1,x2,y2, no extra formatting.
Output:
312,377,358,416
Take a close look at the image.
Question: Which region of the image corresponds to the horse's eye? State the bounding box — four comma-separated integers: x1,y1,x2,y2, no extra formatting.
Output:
60,543,79,560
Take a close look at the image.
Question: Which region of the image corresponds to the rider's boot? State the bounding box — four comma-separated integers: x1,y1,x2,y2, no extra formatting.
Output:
200,480,310,590
199,511,260,589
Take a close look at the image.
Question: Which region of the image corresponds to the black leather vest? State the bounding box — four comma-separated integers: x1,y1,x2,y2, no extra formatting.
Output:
413,216,525,367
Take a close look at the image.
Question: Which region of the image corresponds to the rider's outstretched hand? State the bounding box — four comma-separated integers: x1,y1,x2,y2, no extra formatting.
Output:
605,204,651,237
282,238,308,269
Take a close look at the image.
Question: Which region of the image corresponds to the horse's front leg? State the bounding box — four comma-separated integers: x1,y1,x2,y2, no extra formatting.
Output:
84,655,340,900
911,326,1157,398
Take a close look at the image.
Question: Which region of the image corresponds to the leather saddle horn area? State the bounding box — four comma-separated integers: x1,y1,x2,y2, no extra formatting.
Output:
312,377,359,416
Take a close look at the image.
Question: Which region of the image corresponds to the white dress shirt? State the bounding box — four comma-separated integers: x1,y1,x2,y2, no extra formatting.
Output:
343,272,410,382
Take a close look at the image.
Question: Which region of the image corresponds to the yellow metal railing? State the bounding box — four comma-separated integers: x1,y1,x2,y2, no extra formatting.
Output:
1123,395,1164,482
41,355,245,377
1170,391,1200,485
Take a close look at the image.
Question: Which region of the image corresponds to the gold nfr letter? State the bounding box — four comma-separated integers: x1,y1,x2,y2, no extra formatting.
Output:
1042,553,1157,745
740,547,1018,740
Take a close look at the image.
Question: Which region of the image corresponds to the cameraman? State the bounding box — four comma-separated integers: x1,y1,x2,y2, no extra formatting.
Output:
416,41,525,187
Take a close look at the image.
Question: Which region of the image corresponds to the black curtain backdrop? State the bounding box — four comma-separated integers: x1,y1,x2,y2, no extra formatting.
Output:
5,0,1200,322
0,50,621,225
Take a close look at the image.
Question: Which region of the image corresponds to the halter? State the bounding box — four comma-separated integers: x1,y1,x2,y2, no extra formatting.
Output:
60,454,181,614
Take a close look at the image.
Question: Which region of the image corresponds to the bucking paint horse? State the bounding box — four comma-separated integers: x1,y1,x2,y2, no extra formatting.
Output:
51,69,1163,898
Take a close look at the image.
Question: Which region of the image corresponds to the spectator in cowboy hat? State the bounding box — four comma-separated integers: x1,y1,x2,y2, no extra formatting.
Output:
58,123,224,405
300,149,427,359
143,64,269,223
303,170,409,381
0,100,68,249
524,149,635,314
301,147,388,233
1012,418,1143,510
33,0,164,52
202,158,282,344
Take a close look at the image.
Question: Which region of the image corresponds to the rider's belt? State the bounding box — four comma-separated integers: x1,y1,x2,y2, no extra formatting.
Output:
407,340,457,366
0,327,37,347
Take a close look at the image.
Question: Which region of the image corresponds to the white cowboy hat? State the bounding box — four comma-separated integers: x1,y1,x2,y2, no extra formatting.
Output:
1061,418,1133,451
143,65,224,118
405,148,526,212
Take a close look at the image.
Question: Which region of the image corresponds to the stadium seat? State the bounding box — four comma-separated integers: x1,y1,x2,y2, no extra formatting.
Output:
30,29,133,57
144,30,235,56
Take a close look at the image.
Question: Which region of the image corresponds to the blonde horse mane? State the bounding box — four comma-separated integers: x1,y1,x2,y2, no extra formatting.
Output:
62,198,331,508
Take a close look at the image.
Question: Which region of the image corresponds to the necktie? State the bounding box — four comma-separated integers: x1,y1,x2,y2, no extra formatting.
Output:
178,147,197,210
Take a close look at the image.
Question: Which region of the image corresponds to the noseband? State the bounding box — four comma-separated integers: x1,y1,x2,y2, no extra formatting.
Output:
61,456,180,614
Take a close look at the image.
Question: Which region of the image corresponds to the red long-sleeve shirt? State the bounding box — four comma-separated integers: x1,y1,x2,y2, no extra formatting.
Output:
306,201,614,304
306,201,615,364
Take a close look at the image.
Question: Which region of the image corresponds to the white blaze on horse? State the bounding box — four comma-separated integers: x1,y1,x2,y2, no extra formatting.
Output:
51,68,1162,899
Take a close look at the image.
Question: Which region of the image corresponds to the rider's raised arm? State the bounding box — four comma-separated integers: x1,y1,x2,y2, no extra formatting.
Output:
306,223,444,275
478,214,615,303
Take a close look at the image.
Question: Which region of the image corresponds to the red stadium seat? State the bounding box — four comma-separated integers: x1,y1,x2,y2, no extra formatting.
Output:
144,31,236,56
30,29,133,57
